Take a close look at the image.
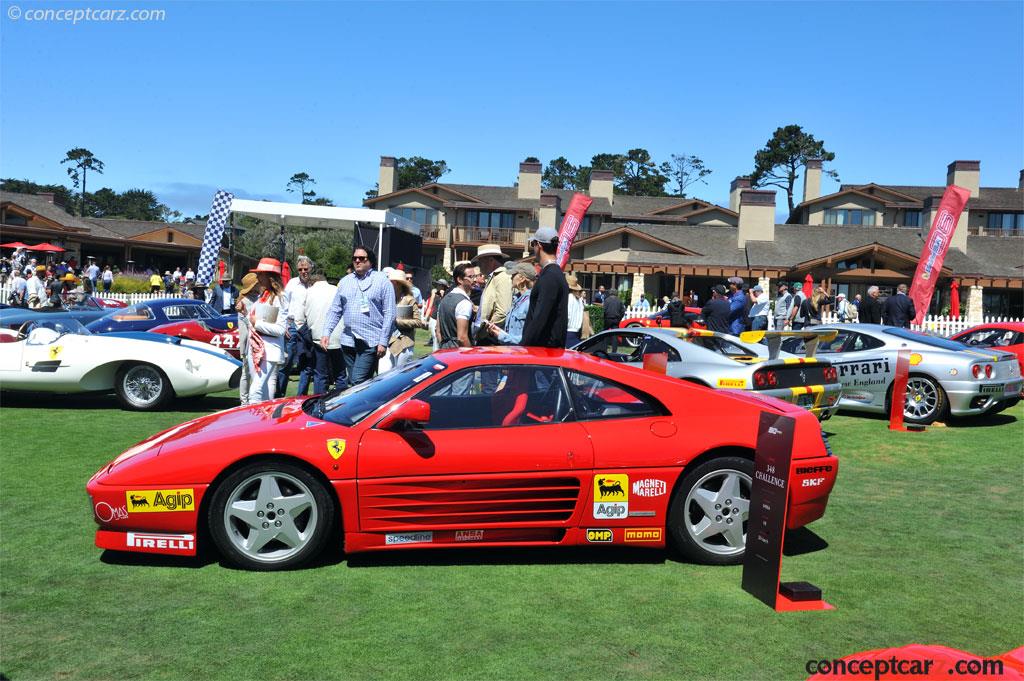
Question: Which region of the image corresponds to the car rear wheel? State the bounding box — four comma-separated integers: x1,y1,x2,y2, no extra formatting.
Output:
209,461,335,571
668,456,752,565
115,363,171,410
903,375,947,425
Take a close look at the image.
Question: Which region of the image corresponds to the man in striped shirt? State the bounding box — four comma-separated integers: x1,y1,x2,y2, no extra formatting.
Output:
321,247,397,386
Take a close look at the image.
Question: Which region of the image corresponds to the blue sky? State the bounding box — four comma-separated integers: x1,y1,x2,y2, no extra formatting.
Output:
1,1,1022,218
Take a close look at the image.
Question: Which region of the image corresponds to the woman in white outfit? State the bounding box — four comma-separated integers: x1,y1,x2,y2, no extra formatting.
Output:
246,258,287,404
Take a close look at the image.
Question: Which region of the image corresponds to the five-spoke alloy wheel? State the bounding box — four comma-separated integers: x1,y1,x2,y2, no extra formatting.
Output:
668,456,753,565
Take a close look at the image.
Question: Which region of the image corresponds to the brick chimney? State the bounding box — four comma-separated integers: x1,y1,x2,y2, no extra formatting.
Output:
589,169,614,206
378,156,397,196
729,177,751,212
737,190,776,247
946,160,980,198
1018,169,1023,191
517,161,542,200
803,158,822,203
36,192,63,206
539,193,560,229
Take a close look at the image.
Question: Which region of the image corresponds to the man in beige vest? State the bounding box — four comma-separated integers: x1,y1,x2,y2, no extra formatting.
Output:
472,244,512,345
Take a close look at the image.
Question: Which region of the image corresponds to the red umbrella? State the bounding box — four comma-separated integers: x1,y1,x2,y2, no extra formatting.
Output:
1,241,32,249
950,280,960,318
29,242,65,252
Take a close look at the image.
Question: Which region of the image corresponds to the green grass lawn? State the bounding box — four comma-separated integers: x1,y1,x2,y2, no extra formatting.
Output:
1,367,1022,680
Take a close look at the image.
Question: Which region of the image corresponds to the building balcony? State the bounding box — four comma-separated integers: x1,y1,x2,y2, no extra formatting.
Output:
968,226,1024,237
452,225,527,246
420,224,449,242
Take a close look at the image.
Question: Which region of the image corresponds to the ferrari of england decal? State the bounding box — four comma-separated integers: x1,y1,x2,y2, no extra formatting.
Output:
385,532,433,545
593,474,628,519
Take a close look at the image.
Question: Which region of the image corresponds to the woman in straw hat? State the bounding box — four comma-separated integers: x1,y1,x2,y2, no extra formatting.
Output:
565,273,586,347
235,272,262,405
243,258,287,403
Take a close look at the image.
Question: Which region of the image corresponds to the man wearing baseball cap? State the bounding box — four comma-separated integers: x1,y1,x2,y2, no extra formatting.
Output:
520,226,568,348
701,284,732,334
773,282,794,331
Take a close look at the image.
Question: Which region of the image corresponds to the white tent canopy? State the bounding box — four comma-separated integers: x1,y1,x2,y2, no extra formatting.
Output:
228,199,389,230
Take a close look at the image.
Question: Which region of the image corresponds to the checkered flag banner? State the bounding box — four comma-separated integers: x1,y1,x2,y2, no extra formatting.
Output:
196,190,234,285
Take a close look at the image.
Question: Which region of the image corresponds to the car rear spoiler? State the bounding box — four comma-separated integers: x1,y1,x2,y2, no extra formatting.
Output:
738,329,839,360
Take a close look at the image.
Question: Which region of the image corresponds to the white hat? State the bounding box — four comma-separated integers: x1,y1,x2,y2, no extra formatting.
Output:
471,244,511,263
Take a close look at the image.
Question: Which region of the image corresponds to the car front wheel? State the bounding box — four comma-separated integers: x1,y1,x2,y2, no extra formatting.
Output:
115,363,171,410
209,461,335,571
668,456,752,565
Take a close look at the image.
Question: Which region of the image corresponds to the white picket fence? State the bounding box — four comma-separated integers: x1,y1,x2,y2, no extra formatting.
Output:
618,303,1020,338
0,284,182,306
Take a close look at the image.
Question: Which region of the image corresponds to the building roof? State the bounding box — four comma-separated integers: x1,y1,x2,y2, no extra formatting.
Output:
0,191,96,231
835,184,1023,211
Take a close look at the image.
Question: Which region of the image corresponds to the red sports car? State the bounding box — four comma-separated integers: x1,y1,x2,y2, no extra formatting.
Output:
149,320,240,358
619,306,705,332
952,322,1024,374
86,347,838,571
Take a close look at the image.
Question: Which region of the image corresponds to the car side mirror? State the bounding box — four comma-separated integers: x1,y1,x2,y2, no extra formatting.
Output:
377,399,431,431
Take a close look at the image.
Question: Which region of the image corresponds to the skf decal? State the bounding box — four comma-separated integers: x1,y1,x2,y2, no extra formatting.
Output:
717,378,746,388
802,477,825,488
454,530,484,542
326,438,346,460
125,489,195,513
586,529,613,543
624,528,662,543
631,479,667,497
49,345,62,360
593,474,629,519
385,532,433,545
126,532,195,553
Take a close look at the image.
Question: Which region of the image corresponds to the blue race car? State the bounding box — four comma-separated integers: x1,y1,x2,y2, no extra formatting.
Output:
85,298,238,334
0,295,115,331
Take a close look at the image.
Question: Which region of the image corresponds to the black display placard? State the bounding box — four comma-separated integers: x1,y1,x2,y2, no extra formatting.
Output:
741,412,796,608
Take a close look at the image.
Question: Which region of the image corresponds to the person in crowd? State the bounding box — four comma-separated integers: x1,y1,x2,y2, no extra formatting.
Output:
472,244,513,345
853,293,863,310
788,282,809,330
149,271,162,293
26,265,46,308
235,273,262,405
85,260,100,287
8,269,27,307
385,269,425,370
835,293,851,322
299,272,341,395
162,271,174,294
210,277,240,315
637,295,651,312
60,273,77,301
650,293,688,327
883,283,916,328
243,258,287,403
773,282,793,331
487,262,537,345
320,247,397,387
55,261,67,278
565,274,586,347
405,271,423,306
469,267,485,310
860,286,883,324
276,255,315,397
436,262,477,349
748,284,770,330
422,279,447,350
701,285,732,334
184,267,196,289
727,277,747,335
811,285,833,323
42,279,63,308
689,289,699,306
593,285,606,305
520,227,568,348
101,265,114,293
602,288,625,334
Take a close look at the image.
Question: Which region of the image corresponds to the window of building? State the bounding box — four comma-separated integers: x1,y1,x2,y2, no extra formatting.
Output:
986,213,1024,232
167,231,174,243
620,233,630,249
4,213,28,226
581,216,595,233
393,207,439,225
901,210,921,228
824,209,876,226
465,210,514,228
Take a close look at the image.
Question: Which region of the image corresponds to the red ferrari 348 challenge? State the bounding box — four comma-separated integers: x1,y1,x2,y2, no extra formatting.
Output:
87,347,838,571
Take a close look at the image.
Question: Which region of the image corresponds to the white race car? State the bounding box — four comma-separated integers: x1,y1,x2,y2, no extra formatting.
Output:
0,319,242,410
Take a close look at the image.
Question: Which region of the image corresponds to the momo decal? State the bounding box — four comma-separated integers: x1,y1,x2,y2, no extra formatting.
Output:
125,489,195,513
624,528,662,543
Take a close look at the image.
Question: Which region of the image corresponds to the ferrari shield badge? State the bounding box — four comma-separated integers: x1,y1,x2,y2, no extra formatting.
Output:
326,439,346,460
49,345,62,360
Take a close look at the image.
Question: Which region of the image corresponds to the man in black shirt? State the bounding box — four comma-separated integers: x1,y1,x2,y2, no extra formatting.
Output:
520,227,568,347
701,285,732,334
860,285,883,325
883,283,916,328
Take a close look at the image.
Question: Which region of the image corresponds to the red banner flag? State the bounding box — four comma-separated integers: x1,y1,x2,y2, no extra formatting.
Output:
555,193,593,269
909,185,971,325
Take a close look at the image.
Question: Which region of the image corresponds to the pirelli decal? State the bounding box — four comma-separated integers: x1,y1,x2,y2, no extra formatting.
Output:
624,528,663,543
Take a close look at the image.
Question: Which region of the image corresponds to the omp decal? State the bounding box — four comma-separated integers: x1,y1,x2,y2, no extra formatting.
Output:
125,489,195,513
454,530,484,542
49,345,62,359
126,532,195,552
326,439,346,460
624,528,662,542
385,532,433,545
631,479,667,497
717,378,746,388
586,529,613,543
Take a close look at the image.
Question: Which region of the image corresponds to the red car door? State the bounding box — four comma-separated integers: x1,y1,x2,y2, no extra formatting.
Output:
355,364,595,543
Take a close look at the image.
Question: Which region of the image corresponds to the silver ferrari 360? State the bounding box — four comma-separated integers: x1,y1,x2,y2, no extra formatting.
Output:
779,323,1022,424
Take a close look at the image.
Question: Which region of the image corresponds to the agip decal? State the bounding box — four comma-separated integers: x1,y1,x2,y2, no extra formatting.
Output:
125,489,195,513
593,474,628,519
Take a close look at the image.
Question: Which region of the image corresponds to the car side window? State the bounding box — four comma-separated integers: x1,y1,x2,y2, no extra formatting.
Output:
417,365,571,429
816,331,851,354
564,370,665,421
576,333,644,362
849,333,885,352
163,305,195,321
640,336,681,362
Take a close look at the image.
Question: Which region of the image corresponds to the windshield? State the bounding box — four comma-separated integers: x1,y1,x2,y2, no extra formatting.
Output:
883,327,971,351
310,357,448,427
24,318,91,341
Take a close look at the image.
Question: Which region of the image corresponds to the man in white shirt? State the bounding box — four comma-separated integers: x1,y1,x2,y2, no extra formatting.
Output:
301,273,343,393
748,284,770,330
277,255,314,397
26,267,46,308
9,271,27,307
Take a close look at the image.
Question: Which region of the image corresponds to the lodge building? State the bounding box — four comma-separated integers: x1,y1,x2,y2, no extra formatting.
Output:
365,157,1024,318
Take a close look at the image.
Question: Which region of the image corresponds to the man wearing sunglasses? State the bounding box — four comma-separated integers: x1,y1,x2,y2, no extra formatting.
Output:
321,246,396,386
